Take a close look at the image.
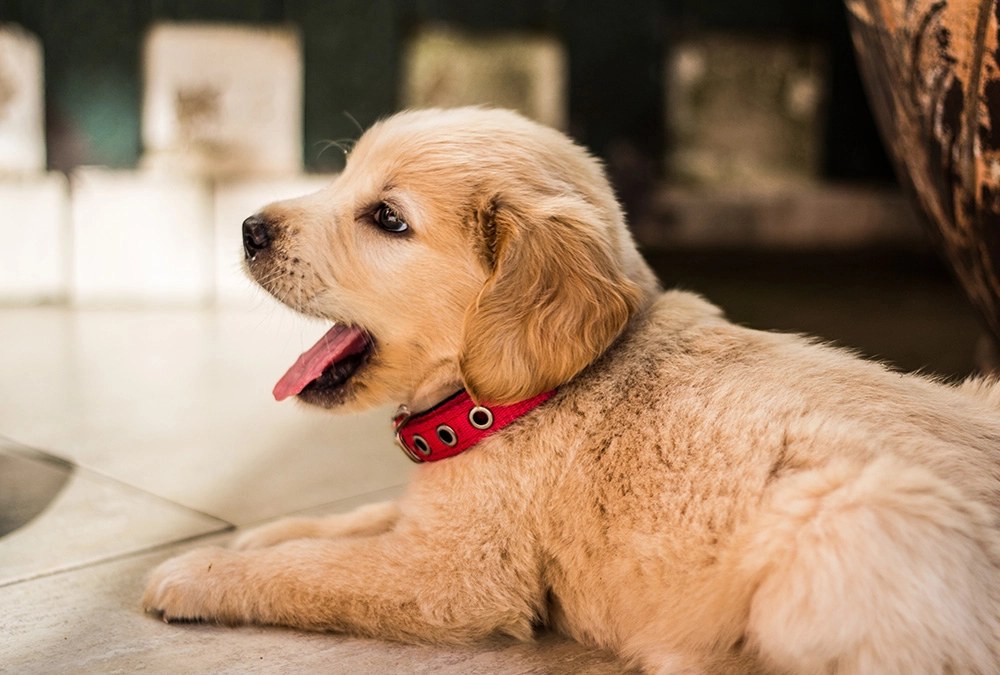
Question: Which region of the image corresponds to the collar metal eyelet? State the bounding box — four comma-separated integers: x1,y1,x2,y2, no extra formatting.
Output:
468,405,494,430
436,424,458,447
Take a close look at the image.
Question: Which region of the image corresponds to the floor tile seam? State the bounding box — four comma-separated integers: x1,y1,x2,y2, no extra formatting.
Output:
0,483,409,589
0,432,73,467
0,432,234,528
1,432,408,528
0,480,408,589
0,525,235,590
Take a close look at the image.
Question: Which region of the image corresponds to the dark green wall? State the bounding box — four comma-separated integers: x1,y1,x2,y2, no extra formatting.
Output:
0,0,891,190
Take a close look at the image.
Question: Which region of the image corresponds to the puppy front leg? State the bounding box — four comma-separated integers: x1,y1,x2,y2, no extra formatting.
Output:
232,501,400,550
143,532,538,643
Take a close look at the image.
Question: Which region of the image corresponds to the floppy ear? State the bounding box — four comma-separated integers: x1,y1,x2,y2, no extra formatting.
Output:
459,196,644,404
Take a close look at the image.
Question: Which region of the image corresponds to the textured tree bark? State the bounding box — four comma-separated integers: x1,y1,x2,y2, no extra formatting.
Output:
846,0,1000,346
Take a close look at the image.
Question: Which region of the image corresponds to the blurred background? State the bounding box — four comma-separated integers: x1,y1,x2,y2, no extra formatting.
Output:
0,0,984,378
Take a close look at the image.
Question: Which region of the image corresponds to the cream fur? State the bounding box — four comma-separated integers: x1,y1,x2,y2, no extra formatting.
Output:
144,108,1000,674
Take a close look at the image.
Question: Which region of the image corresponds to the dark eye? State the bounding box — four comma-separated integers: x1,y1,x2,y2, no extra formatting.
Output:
374,204,408,233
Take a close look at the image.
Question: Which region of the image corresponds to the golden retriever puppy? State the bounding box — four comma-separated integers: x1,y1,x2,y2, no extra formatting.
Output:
144,107,1000,674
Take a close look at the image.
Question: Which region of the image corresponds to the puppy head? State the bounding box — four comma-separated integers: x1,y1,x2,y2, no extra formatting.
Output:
244,107,656,412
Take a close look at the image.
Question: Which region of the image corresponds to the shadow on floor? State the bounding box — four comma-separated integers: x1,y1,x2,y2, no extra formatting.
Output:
0,443,74,538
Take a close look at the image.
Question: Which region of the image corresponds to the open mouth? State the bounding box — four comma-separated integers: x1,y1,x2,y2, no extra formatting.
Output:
273,324,374,404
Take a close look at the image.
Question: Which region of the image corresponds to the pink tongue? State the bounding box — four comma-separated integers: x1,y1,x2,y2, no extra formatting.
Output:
273,324,370,401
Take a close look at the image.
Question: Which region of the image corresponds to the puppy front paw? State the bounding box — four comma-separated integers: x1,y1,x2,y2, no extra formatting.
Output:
231,518,318,550
142,547,246,624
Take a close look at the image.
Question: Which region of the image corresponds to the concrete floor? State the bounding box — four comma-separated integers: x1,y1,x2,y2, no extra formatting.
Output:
0,248,984,674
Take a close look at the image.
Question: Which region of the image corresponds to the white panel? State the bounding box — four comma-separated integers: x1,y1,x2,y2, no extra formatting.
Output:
142,23,303,177
0,174,68,303
70,168,213,305
0,25,45,173
213,175,334,306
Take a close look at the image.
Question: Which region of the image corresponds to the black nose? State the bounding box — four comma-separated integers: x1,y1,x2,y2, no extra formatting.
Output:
242,215,272,259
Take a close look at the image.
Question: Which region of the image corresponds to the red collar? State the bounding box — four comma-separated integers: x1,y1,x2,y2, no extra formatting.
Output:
392,389,555,462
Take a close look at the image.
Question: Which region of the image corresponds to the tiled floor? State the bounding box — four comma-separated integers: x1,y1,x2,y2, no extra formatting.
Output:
0,303,626,674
